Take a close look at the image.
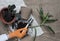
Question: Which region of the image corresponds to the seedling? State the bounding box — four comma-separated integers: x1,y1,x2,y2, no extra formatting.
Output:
38,8,57,34
31,7,58,41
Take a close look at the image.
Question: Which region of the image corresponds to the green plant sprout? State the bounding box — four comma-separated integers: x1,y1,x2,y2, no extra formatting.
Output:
38,7,57,34
30,7,58,41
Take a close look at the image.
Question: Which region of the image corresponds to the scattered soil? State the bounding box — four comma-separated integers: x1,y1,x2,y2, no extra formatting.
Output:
17,22,27,29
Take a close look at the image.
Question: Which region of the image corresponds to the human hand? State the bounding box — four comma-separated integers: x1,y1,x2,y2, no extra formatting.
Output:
8,27,27,39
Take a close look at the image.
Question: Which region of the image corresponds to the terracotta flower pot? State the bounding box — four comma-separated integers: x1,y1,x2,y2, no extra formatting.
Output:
0,7,16,24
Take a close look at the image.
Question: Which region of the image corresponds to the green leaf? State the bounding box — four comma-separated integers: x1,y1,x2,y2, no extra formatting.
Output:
48,15,53,17
39,8,44,21
44,12,53,19
44,13,49,19
45,19,58,23
46,26,55,34
46,12,53,18
40,8,43,16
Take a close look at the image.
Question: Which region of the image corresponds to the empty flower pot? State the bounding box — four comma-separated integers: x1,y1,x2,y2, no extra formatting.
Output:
0,7,16,24
20,7,32,20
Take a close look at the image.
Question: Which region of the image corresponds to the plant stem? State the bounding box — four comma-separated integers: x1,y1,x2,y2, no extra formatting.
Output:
41,15,48,25
29,24,44,28
33,28,36,41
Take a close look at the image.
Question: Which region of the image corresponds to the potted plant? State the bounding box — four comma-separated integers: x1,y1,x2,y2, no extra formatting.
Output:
0,5,16,24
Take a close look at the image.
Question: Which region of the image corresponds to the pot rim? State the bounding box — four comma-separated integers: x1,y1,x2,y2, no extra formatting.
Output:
0,7,16,24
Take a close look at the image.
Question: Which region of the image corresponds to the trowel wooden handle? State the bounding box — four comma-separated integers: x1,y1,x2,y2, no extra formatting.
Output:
8,27,27,39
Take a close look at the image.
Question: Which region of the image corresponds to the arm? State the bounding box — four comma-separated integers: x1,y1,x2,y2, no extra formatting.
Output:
0,34,8,41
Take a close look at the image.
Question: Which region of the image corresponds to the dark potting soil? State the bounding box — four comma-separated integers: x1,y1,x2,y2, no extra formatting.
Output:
17,22,27,29
2,8,15,22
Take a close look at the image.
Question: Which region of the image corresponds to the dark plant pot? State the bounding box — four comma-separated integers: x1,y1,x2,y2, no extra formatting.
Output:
0,7,16,24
